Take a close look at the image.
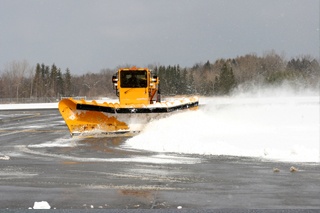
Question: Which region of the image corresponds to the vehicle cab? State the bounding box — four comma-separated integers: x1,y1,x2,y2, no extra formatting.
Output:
112,67,160,106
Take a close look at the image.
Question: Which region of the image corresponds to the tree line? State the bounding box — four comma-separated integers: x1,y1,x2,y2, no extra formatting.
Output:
0,51,319,103
155,52,319,96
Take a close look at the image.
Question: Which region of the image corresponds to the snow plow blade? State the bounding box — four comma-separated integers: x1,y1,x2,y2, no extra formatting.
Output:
59,97,198,137
59,98,130,136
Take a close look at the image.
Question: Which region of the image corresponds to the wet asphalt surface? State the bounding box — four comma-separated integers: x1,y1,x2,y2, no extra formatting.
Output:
0,109,319,210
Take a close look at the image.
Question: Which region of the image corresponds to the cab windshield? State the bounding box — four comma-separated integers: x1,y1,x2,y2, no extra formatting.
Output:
120,70,147,88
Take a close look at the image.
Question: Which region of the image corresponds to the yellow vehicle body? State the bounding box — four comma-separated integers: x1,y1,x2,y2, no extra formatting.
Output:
59,67,199,136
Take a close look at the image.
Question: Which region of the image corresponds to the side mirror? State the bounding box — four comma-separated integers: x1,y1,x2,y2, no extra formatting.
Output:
112,75,118,84
151,75,158,83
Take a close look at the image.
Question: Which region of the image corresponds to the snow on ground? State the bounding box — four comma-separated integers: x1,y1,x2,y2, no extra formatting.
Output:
0,102,58,110
0,97,116,110
30,201,51,209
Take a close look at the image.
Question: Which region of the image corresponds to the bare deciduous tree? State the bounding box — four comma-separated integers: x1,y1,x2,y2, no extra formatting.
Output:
3,60,33,101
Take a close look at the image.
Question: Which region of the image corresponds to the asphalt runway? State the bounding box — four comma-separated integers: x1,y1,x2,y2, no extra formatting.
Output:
0,109,319,210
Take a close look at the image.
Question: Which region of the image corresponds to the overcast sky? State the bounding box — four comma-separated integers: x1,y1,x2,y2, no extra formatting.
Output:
0,0,319,74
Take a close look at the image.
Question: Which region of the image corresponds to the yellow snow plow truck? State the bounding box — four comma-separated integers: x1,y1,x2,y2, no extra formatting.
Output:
59,67,199,137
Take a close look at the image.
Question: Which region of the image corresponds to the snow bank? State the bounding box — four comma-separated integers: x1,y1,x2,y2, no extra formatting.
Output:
0,102,58,110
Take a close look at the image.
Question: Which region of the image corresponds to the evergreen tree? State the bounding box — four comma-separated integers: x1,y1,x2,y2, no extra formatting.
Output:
158,66,167,95
214,63,236,95
40,64,50,97
33,63,41,97
213,76,220,94
180,68,188,94
64,68,72,97
50,64,58,96
187,70,196,94
56,68,64,97
175,65,181,94
167,65,174,95
203,60,211,70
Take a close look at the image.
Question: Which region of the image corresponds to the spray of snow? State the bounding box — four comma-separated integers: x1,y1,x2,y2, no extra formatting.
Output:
125,86,319,163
